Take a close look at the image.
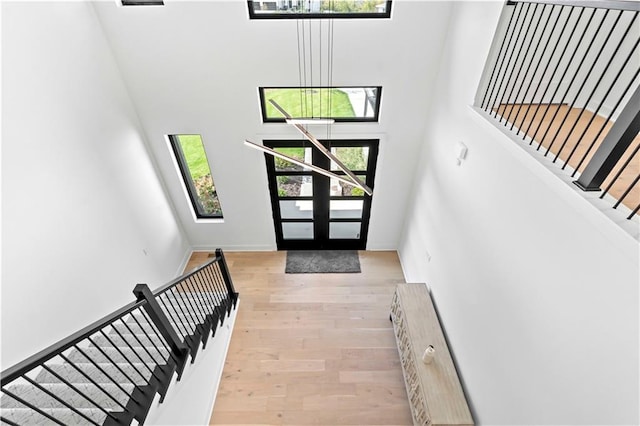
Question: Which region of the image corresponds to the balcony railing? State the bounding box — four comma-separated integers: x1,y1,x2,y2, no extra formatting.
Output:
476,0,640,220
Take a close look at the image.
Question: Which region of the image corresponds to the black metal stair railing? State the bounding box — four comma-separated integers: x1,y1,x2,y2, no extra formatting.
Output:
476,0,640,219
134,249,239,366
0,249,238,426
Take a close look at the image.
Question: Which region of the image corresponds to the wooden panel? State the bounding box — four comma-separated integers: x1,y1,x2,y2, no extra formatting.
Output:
494,103,640,212
391,283,473,426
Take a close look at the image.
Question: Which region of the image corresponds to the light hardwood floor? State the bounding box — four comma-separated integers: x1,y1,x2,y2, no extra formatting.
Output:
185,251,413,425
494,103,640,213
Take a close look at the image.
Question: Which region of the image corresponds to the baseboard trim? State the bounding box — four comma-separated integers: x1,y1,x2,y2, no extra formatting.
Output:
176,248,193,277
190,244,275,252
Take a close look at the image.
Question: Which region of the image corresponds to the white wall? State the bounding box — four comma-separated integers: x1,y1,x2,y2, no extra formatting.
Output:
1,1,191,369
92,0,453,251
399,2,639,425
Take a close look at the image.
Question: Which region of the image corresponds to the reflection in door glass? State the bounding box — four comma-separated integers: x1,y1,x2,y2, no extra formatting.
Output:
274,147,313,171
331,147,369,171
329,175,367,196
277,175,313,197
280,200,313,219
282,222,314,239
329,222,361,239
329,200,363,219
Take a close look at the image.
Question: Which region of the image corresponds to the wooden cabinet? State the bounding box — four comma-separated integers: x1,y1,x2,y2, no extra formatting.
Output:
390,283,474,426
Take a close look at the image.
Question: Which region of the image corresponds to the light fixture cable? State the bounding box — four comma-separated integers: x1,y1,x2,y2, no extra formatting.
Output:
318,19,323,118
297,19,304,119
326,14,334,141
309,21,315,118
244,6,373,197
301,19,308,118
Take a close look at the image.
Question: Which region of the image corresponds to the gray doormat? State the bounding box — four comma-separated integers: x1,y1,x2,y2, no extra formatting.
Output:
285,250,361,273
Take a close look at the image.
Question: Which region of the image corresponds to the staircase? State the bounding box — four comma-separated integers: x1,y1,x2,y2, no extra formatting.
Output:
0,249,238,426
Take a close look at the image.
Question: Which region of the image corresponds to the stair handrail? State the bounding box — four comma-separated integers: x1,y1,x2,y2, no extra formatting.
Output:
1,248,239,426
0,298,163,425
0,300,146,386
146,249,238,308
1,248,237,383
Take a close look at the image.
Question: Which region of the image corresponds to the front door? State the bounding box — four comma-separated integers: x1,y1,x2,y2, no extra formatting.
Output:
264,139,378,250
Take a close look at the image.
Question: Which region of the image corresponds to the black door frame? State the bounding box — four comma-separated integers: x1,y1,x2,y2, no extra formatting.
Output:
264,139,379,250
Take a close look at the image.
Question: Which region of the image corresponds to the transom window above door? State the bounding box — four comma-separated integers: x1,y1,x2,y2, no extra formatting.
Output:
259,87,382,123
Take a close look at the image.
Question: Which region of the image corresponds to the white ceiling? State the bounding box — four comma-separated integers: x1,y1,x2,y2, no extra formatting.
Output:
92,0,454,249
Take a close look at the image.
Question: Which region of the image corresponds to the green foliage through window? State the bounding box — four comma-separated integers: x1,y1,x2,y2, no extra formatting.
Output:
332,147,368,171
171,135,223,218
260,87,381,122
320,0,380,13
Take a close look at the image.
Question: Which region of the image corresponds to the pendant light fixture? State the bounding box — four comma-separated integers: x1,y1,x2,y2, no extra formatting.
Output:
244,140,368,190
244,12,373,197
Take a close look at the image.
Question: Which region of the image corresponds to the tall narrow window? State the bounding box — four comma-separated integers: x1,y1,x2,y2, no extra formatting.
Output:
169,135,223,219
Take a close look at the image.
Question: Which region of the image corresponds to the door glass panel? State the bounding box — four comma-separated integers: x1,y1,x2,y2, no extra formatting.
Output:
265,140,377,249
277,175,313,197
282,222,314,239
329,175,367,196
330,147,369,171
280,200,313,219
330,200,364,219
329,222,361,239
274,147,312,171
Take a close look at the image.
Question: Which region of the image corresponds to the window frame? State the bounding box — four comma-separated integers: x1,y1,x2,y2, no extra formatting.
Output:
120,0,164,5
263,139,378,250
168,134,224,220
247,0,392,19
259,86,383,123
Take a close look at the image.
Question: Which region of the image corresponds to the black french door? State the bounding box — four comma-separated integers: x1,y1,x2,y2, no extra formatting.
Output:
264,139,378,250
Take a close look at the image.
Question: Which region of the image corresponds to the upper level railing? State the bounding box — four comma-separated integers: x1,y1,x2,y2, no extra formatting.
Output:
475,0,640,220
0,249,238,426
